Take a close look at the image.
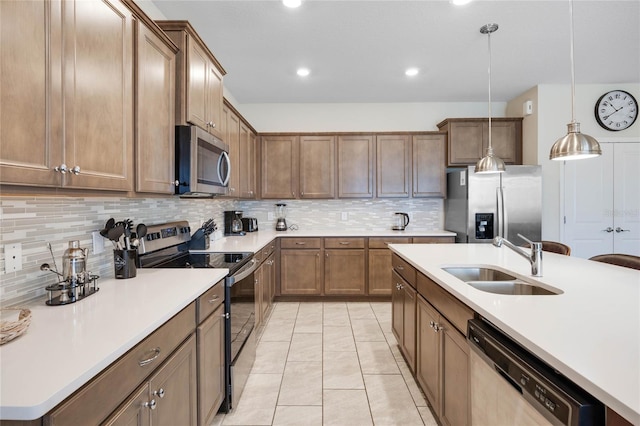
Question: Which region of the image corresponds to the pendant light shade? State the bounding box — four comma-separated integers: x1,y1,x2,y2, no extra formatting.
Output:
549,122,601,160
475,23,505,174
549,0,601,161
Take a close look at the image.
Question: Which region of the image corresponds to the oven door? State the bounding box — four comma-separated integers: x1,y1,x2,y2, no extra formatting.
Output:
223,258,258,411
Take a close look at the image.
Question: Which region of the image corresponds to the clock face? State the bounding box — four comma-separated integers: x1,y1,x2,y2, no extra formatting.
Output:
595,90,638,131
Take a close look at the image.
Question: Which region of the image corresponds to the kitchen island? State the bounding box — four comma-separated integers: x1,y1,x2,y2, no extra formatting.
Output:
389,243,639,425
0,268,228,421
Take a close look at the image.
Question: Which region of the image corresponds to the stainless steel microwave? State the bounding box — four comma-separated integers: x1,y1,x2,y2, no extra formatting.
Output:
175,125,230,197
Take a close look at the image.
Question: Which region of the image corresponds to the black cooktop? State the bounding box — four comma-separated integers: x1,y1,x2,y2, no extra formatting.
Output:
146,252,253,274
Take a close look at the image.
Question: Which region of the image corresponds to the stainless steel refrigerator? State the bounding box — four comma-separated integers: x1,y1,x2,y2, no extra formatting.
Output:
445,165,542,243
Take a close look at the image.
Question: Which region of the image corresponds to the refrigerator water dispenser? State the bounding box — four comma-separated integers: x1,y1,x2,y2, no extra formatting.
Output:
475,213,494,240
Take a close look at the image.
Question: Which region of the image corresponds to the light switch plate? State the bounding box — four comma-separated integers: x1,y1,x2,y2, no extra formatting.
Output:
92,231,105,254
4,243,22,273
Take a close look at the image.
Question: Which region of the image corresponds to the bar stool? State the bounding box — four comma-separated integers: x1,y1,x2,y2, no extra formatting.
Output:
524,241,572,256
589,254,640,271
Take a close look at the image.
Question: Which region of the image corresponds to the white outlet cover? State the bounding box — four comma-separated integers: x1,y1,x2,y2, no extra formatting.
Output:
341,212,349,221
92,231,105,254
4,243,22,273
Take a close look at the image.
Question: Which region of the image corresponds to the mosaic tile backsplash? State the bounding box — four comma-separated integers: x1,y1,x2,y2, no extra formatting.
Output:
0,196,442,306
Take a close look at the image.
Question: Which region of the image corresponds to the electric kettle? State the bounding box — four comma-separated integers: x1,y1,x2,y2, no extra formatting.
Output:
392,212,410,231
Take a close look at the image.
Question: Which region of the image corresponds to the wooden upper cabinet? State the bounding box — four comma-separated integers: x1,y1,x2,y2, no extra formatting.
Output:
135,19,177,194
300,135,336,199
1,0,134,191
376,135,410,198
338,135,374,198
0,0,63,187
157,21,226,140
437,118,523,166
239,122,256,199
412,133,446,198
261,135,299,199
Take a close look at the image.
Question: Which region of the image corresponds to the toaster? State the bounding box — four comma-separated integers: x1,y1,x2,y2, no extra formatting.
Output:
241,217,258,232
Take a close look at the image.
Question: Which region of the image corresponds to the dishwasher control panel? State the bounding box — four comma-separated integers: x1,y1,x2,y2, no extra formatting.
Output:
468,319,605,426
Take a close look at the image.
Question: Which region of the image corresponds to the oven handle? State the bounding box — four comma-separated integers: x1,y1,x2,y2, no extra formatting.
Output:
227,258,258,286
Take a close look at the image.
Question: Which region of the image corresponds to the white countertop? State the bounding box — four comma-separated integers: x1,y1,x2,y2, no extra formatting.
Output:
195,229,455,254
0,268,228,420
389,243,640,424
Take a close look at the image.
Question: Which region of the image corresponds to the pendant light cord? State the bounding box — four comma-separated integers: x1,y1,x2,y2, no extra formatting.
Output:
487,29,493,150
569,0,576,123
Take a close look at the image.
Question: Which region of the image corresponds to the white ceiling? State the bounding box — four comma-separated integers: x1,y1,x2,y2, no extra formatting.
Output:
150,0,640,104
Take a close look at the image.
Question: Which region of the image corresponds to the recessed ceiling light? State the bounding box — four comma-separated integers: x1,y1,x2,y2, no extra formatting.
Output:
283,0,302,8
297,68,310,77
405,68,419,77
451,0,472,5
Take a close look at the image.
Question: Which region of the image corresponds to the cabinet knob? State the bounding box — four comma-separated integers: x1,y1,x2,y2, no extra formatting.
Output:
54,164,68,174
429,321,435,328
70,165,81,175
210,122,216,128
153,388,165,399
143,399,157,410
326,253,329,258
604,227,614,233
615,227,630,233
173,180,180,187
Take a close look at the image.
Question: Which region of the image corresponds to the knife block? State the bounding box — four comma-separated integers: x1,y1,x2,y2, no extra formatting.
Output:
189,229,210,250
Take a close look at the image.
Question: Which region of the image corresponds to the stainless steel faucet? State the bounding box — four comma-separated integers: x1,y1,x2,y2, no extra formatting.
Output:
492,234,543,277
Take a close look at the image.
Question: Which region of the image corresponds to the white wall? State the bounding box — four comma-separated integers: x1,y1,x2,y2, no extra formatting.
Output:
237,102,507,133
507,83,640,241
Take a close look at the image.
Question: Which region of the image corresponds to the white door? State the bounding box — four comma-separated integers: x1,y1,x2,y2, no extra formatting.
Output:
564,143,640,258
613,143,640,255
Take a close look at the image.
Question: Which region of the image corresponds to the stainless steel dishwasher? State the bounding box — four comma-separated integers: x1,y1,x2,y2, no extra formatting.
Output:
467,319,604,426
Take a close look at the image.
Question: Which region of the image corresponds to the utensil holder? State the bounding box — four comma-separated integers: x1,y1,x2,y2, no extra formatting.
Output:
114,249,137,279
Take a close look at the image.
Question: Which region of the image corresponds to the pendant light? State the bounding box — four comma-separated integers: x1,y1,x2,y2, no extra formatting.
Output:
549,0,601,161
475,23,506,174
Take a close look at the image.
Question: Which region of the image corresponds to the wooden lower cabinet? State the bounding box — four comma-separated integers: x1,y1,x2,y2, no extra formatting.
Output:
324,249,366,295
368,237,412,296
416,294,470,426
197,304,225,426
280,248,322,295
104,334,198,426
391,270,417,372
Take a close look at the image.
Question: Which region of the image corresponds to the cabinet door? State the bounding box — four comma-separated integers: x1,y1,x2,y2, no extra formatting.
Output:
135,21,176,194
186,40,208,131
412,134,446,198
226,108,240,197
280,249,322,295
300,135,336,198
368,249,392,296
197,305,225,426
324,249,366,295
0,0,63,187
206,61,224,139
102,383,151,426
485,121,520,164
441,317,470,426
447,121,484,165
391,270,405,346
261,135,299,199
62,0,133,191
402,283,417,372
149,335,197,426
254,263,264,327
376,135,410,198
239,122,255,199
416,296,441,418
338,135,374,198
267,253,276,308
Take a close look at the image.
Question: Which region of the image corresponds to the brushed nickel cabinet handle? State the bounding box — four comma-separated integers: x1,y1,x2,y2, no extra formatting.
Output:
295,242,306,245
55,164,68,174
208,295,220,303
70,166,81,175
143,399,156,410
339,241,350,245
396,265,404,271
615,227,630,233
138,347,161,367
153,388,165,399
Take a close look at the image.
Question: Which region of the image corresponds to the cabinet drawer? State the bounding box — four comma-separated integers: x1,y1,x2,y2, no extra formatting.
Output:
46,303,196,425
324,237,365,249
369,237,411,249
417,272,473,336
197,280,224,323
280,238,321,249
392,253,416,288
262,239,276,258
412,236,455,244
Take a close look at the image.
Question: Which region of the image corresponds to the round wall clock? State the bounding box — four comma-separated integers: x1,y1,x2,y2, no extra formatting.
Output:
594,90,638,131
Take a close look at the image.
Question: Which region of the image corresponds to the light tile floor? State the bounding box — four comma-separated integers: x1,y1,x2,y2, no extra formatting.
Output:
213,301,438,426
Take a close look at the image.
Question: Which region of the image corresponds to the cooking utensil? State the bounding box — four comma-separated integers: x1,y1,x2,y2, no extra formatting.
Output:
40,263,65,279
46,243,60,276
136,223,147,239
108,224,125,250
99,218,115,238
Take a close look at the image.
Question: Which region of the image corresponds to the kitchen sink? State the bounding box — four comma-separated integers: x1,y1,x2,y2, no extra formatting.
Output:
442,266,562,296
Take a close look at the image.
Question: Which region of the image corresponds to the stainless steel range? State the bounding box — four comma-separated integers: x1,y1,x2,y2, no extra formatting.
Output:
138,220,258,413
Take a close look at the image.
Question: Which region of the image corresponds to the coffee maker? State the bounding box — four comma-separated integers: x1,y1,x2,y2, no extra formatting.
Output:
224,211,245,236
